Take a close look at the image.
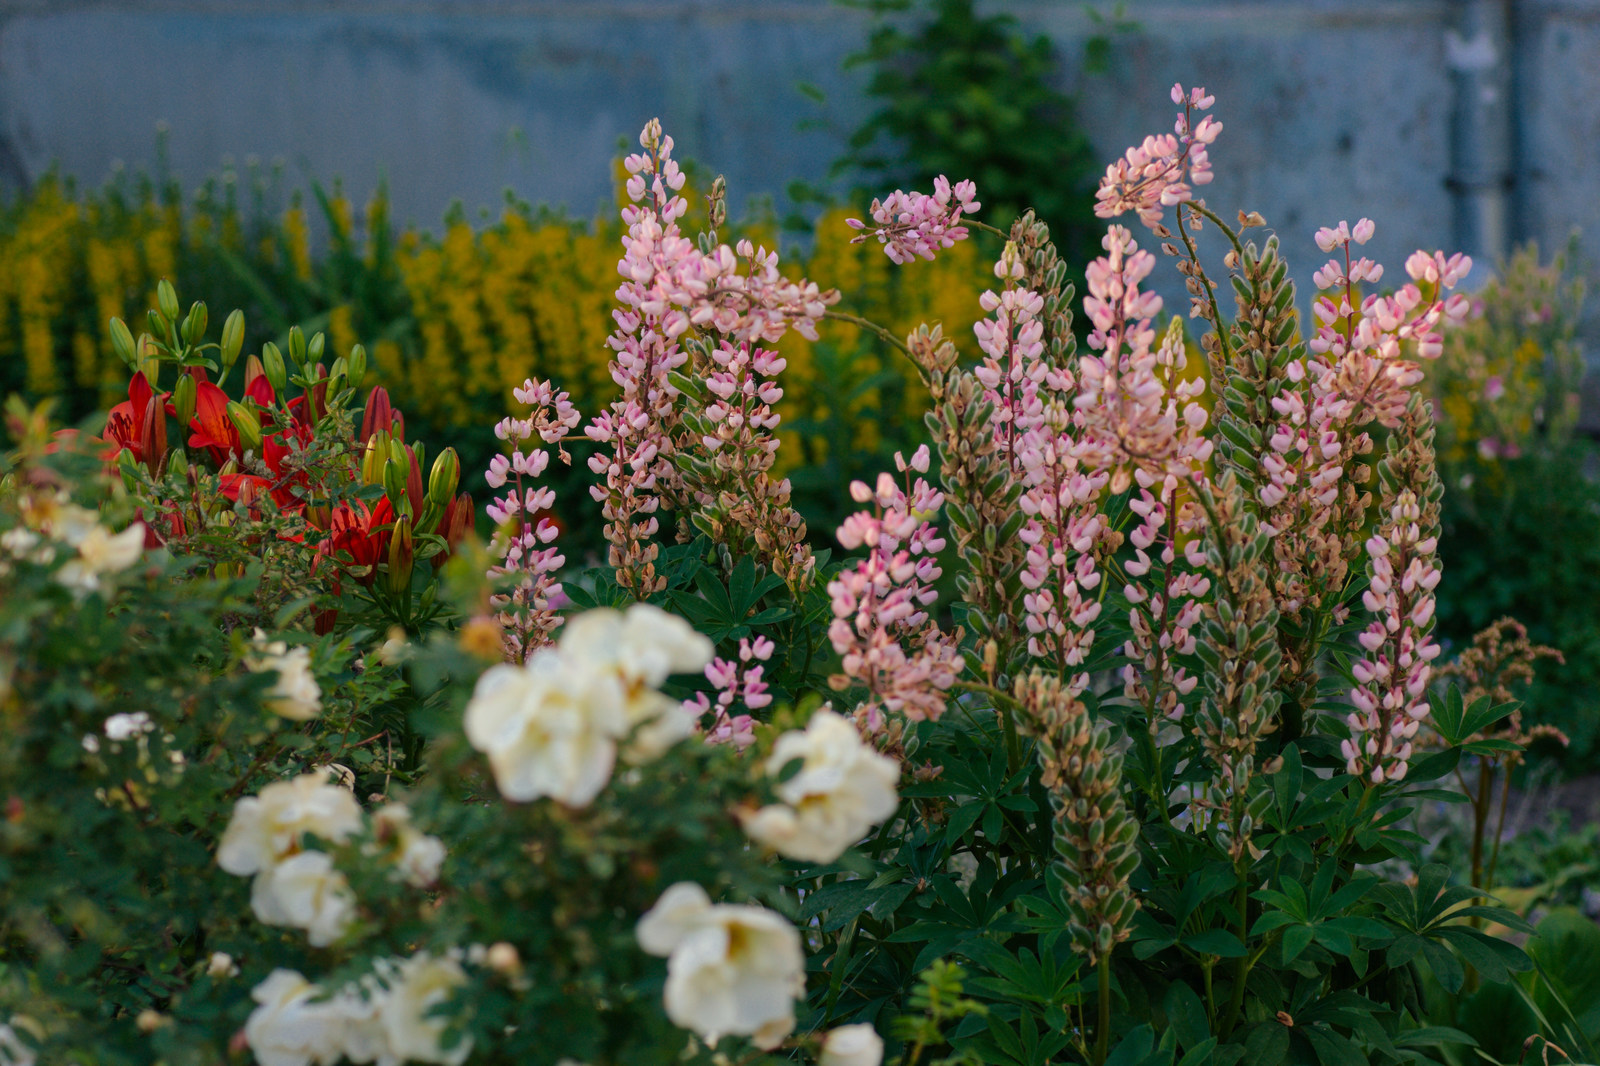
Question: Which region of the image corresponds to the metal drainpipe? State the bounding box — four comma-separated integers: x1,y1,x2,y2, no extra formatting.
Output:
1446,0,1515,281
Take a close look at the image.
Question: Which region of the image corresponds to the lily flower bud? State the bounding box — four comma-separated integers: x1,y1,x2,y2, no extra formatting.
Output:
156,279,180,323
361,386,393,443
242,353,265,391
361,431,390,486
172,374,198,428
140,393,167,473
220,309,245,371
387,519,414,598
346,343,368,389
181,301,208,346
428,448,460,508
287,325,308,368
109,316,137,368
261,342,288,393
227,401,263,454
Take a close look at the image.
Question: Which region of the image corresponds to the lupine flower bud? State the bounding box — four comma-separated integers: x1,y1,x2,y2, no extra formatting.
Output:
172,374,198,428
428,448,461,508
227,401,263,453
261,342,288,393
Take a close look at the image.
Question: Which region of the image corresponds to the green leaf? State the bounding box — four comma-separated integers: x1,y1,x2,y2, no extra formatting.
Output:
1183,929,1247,958
1163,980,1211,1052
1281,924,1314,965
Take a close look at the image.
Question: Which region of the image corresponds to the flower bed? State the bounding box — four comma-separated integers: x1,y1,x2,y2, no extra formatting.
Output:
3,87,1596,1066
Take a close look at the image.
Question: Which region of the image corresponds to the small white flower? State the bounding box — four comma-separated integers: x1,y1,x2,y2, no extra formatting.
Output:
250,850,357,947
103,711,154,742
0,1019,37,1066
820,1024,885,1066
55,522,144,597
244,970,347,1066
217,771,364,877
248,630,323,721
0,528,38,557
378,951,472,1065
371,804,446,887
636,882,805,1049
207,951,239,978
742,709,901,863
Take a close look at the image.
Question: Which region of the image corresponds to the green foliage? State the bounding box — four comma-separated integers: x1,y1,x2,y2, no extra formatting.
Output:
1432,243,1599,769
1437,444,1600,765
838,0,1101,264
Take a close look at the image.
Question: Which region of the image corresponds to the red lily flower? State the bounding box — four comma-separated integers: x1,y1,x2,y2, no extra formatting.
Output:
324,497,396,585
103,372,168,468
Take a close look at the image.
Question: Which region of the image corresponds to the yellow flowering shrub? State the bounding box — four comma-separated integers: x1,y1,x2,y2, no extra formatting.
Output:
0,174,996,500
1429,242,1585,469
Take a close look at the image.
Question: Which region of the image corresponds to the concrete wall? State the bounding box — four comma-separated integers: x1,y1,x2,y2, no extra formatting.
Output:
1,0,1597,335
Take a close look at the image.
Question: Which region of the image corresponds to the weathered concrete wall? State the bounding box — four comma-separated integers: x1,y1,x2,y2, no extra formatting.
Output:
1,0,1596,331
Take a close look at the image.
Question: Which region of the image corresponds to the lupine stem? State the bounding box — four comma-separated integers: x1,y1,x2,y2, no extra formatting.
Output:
1094,955,1113,1066
822,309,912,356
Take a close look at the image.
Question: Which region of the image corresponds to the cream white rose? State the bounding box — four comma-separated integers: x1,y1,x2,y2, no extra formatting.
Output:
217,771,364,876
250,850,357,947
560,603,714,688
244,970,346,1066
54,521,144,597
0,1020,35,1066
636,882,805,1049
560,605,711,759
248,630,323,721
378,951,472,1065
371,804,446,887
820,1023,885,1066
742,709,900,863
463,650,628,806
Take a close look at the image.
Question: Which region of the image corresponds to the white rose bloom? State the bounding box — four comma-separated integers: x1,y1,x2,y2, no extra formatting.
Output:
0,1021,35,1066
371,804,447,887
561,604,714,687
462,650,627,806
54,522,144,597
559,605,712,761
250,850,357,947
742,709,901,863
244,970,347,1066
378,951,472,1065
636,882,805,1049
820,1024,885,1066
103,711,154,741
329,978,391,1065
217,771,364,876
248,630,323,721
